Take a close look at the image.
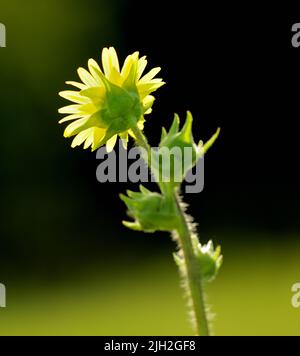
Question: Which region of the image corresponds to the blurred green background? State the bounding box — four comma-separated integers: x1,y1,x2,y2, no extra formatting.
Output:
0,0,299,336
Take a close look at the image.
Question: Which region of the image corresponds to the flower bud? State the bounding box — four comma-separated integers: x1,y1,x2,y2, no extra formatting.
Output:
194,240,223,283
120,186,179,233
151,112,220,188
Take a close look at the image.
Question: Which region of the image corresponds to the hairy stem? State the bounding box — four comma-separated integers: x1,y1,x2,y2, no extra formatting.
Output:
131,125,210,336
173,194,210,336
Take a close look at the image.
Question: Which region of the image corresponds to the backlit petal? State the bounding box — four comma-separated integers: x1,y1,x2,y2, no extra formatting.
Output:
78,67,98,87
106,135,118,153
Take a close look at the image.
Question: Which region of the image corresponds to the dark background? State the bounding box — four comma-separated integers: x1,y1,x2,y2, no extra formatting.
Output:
0,0,299,273
0,0,299,335
121,2,300,231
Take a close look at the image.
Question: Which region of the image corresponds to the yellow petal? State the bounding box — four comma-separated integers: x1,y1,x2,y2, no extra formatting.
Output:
102,48,111,77
80,87,105,104
138,82,165,99
64,117,90,137
71,129,91,148
88,58,101,71
137,56,148,79
59,91,90,104
131,52,139,61
143,95,155,110
142,78,164,85
84,132,94,149
128,129,136,139
108,47,120,73
123,58,139,87
139,68,161,83
106,135,118,153
78,67,98,87
121,52,139,79
58,105,81,114
78,102,98,115
121,55,133,79
91,127,106,151
110,67,123,86
119,132,129,149
66,81,87,90
59,114,83,124
137,119,145,131
88,59,104,86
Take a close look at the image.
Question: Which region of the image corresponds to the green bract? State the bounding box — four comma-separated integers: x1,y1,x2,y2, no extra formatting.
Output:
87,75,144,147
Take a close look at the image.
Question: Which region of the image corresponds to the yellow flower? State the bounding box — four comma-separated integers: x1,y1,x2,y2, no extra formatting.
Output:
59,47,165,152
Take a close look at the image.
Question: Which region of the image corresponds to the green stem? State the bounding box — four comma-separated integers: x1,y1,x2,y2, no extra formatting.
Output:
131,125,210,336
173,193,210,336
131,126,151,154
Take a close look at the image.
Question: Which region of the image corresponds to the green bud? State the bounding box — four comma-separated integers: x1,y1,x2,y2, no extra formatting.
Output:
194,240,223,283
160,111,199,170
120,186,179,233
151,112,220,190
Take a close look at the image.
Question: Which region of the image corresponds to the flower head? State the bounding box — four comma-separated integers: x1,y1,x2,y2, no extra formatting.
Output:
59,47,165,152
